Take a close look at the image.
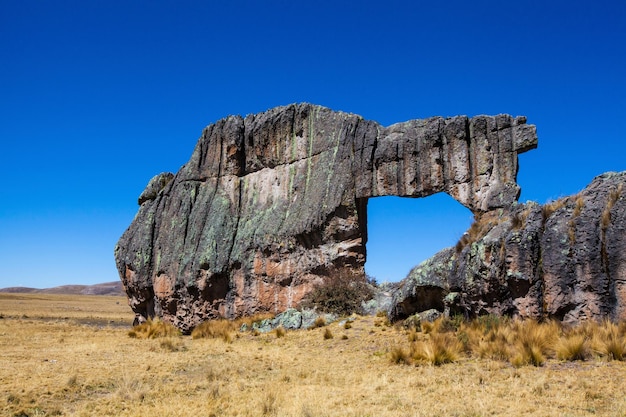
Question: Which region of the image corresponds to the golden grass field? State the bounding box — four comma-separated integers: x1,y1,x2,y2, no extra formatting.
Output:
1,292,626,417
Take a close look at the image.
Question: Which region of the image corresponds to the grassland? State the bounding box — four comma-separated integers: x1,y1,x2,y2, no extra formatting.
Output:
1,293,626,416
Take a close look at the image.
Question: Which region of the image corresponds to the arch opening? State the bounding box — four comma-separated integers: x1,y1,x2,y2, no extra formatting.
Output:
364,193,473,283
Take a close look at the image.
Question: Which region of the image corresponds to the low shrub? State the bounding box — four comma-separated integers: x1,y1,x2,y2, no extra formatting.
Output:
301,269,373,315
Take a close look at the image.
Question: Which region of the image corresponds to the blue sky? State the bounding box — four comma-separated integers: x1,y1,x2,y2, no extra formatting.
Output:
1,1,624,288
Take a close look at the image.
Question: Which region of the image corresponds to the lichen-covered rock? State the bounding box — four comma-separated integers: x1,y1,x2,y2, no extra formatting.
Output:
115,103,536,333
361,282,398,316
389,172,626,325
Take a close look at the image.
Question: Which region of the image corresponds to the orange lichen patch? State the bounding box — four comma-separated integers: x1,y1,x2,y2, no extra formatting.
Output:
153,274,174,298
124,266,136,282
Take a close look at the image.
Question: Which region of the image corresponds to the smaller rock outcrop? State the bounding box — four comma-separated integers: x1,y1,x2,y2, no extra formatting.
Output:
240,308,337,332
389,171,626,324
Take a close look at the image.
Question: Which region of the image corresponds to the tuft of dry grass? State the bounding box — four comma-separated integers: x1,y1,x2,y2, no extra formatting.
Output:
390,346,411,365
555,333,591,361
159,337,185,352
412,333,463,366
275,326,286,338
421,320,435,334
542,198,568,223
128,318,181,339
601,184,622,231
592,320,626,361
573,195,585,217
312,316,326,328
323,327,334,340
472,325,514,361
511,209,527,230
455,212,507,253
567,195,585,243
509,319,558,367
191,319,235,342
262,389,278,416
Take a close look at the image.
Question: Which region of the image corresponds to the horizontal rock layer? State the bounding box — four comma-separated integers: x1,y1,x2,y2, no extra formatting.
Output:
115,103,537,332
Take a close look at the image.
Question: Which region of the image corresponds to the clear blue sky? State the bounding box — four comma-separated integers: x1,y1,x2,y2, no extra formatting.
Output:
1,1,624,288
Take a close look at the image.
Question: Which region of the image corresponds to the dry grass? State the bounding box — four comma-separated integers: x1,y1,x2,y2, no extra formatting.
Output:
323,327,334,340
411,333,463,365
128,318,181,339
602,184,622,231
275,326,286,338
573,195,585,217
509,320,559,367
396,316,626,368
593,320,626,360
312,316,326,328
455,211,507,253
2,293,626,416
567,195,585,243
191,318,236,342
556,333,591,361
542,198,568,222
511,208,530,230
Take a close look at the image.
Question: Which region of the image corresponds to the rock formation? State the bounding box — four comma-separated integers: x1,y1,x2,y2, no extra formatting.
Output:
115,103,537,332
391,171,626,324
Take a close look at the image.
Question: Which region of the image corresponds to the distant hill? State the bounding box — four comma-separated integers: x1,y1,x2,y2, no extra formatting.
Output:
0,281,125,296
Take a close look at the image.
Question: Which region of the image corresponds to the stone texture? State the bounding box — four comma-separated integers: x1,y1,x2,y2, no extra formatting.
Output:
115,103,536,333
389,172,626,325
242,308,337,333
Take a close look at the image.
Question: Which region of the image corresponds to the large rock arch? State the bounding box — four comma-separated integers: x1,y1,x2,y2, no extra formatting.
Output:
115,103,537,332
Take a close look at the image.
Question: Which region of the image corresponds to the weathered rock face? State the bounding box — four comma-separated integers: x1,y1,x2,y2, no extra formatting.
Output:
115,103,537,332
390,171,626,324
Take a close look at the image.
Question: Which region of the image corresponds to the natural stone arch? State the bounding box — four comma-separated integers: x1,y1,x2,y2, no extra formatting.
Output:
364,193,473,283
115,103,537,332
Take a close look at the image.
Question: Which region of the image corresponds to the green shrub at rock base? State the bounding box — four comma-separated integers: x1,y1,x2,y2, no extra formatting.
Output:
301,269,373,316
